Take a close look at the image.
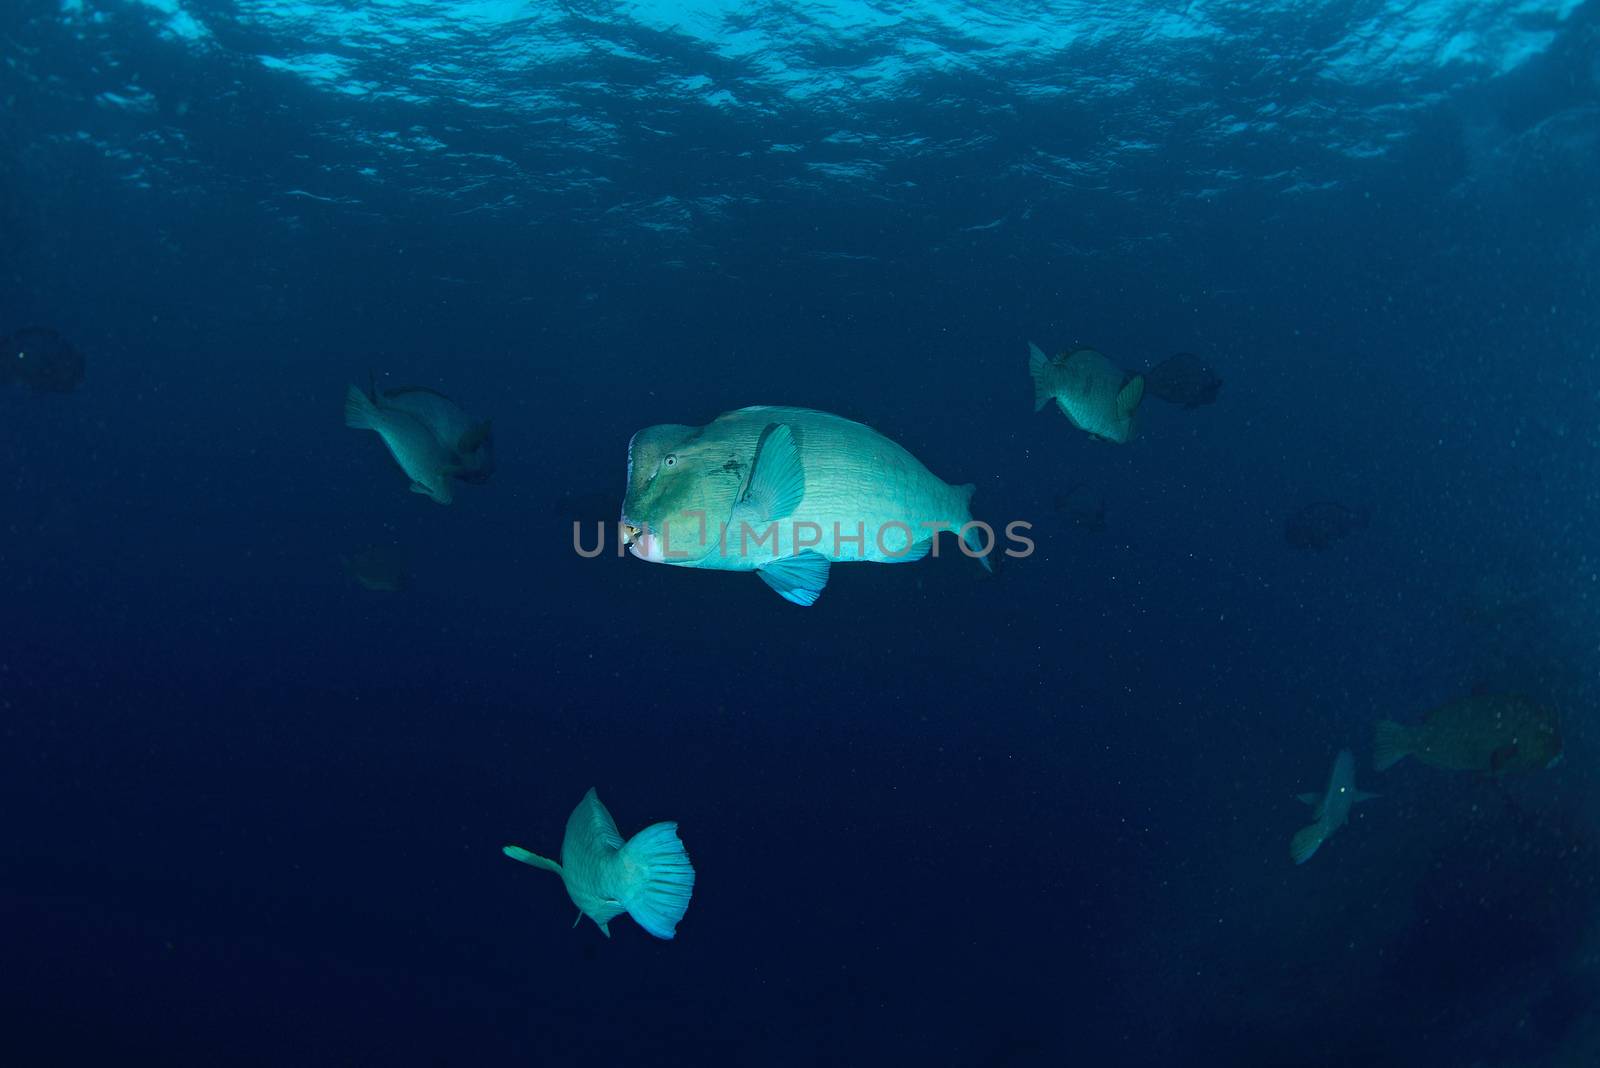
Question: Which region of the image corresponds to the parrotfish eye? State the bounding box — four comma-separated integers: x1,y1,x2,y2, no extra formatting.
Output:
663,454,678,468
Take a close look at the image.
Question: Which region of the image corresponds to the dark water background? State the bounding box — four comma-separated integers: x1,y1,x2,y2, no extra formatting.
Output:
3,1,1599,1064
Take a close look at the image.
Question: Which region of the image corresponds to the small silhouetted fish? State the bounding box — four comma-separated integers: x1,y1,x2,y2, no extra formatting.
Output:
1143,352,1221,408
1284,501,1367,551
0,327,85,393
1053,483,1106,531
342,544,411,592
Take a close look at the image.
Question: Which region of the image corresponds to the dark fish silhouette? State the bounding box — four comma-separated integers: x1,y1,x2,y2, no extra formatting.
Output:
342,544,411,592
1284,501,1367,551
1374,693,1562,775
1,327,85,393
1142,352,1221,408
1053,483,1106,531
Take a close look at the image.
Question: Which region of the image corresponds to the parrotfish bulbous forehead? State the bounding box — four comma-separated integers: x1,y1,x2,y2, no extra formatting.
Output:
625,423,697,495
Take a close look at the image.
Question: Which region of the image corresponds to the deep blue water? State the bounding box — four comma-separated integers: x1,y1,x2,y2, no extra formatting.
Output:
3,1,1599,1064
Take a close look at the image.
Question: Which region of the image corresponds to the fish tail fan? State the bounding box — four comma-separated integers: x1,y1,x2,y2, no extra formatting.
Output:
502,844,563,875
1028,342,1052,411
615,821,695,939
344,384,379,430
1117,374,1145,419
1372,721,1411,772
1289,822,1324,865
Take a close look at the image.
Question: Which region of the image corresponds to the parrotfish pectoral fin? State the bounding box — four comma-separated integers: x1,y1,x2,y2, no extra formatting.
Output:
502,845,563,875
1289,822,1325,865
743,423,806,522
1352,790,1380,804
1297,792,1323,808
615,821,696,940
758,550,830,606
1028,342,1052,411
344,384,379,430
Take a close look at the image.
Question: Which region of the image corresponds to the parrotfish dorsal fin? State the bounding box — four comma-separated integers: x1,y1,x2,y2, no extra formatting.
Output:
579,788,625,851
742,423,805,522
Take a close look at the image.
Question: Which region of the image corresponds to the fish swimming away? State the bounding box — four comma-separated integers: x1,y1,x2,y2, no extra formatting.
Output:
0,326,85,393
342,544,411,592
344,383,461,504
1142,352,1222,409
1284,501,1367,551
502,788,695,940
1291,749,1377,865
1374,693,1563,775
370,380,495,485
620,405,991,606
1028,342,1143,443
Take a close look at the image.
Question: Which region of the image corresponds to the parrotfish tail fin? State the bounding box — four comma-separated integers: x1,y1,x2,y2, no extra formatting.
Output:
1289,822,1325,865
1372,721,1411,772
758,549,830,606
743,422,806,522
344,384,379,430
458,419,492,454
616,821,696,940
502,844,563,876
1117,373,1145,420
1028,342,1052,411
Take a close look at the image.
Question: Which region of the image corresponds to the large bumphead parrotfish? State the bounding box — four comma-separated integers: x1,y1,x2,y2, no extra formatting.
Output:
619,406,991,606
343,379,493,503
1028,342,1144,443
1374,693,1562,775
502,788,695,940
1290,749,1377,865
1,327,85,393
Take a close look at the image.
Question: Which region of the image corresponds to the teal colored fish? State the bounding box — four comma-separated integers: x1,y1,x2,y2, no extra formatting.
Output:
620,406,990,606
1290,749,1377,865
1029,342,1144,443
343,384,459,503
373,383,495,485
503,788,695,940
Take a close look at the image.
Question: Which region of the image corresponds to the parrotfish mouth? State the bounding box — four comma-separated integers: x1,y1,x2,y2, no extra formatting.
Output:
619,518,669,563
